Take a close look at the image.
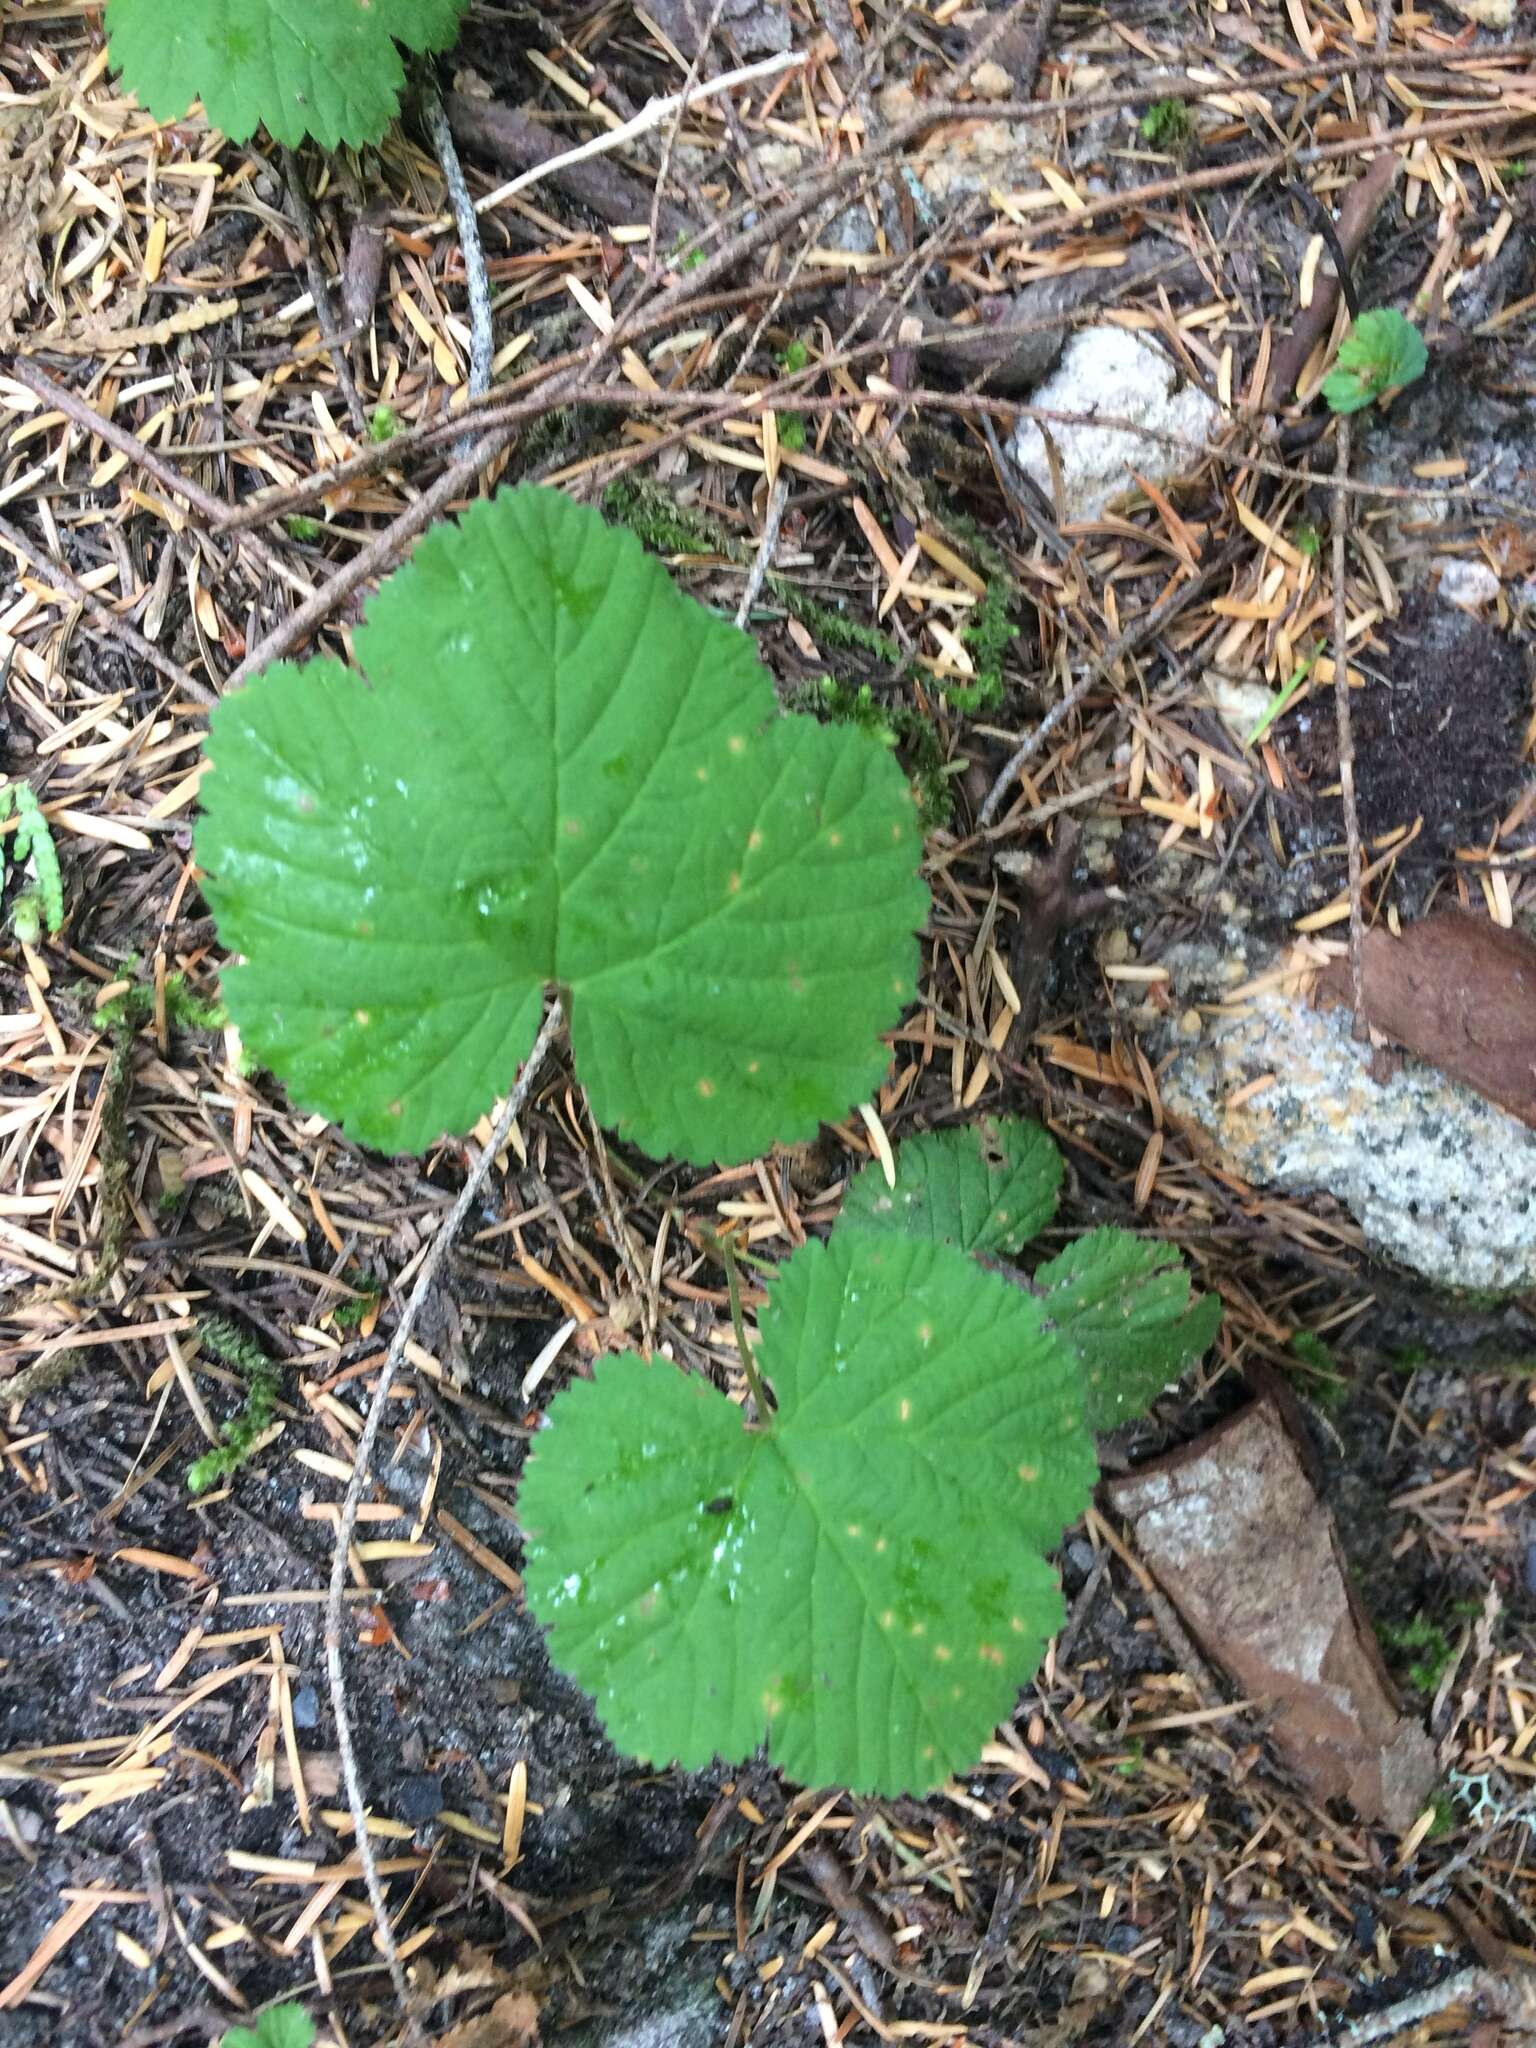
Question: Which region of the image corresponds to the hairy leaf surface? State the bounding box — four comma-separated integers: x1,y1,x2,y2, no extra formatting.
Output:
839,1121,1219,1428
197,487,924,1162
1036,1228,1222,1429
1321,307,1427,415
518,1231,1096,1794
840,1116,1061,1253
106,0,466,147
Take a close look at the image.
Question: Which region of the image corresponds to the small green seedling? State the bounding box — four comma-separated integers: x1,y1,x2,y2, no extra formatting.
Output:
1139,98,1193,151
0,783,63,946
198,486,926,1164
106,0,467,148
1247,640,1323,749
777,338,812,373
1321,308,1427,415
520,1117,1219,1795
775,410,807,454
220,2005,314,2048
368,404,399,445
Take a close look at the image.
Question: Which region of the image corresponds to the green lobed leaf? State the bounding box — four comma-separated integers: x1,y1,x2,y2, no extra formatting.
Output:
105,0,466,148
1035,1227,1221,1430
221,2004,315,2048
197,486,926,1164
519,1230,1097,1795
1321,307,1427,415
840,1116,1061,1255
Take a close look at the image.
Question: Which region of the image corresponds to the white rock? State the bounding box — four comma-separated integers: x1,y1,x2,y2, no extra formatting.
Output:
1444,0,1513,22
1161,992,1536,1292
1204,670,1274,741
755,142,803,181
1008,326,1224,522
970,61,1013,100
1433,557,1501,609
918,119,1026,203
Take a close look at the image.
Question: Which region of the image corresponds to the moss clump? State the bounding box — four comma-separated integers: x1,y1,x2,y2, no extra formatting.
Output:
1378,1613,1456,1694
187,1318,281,1495
922,510,1019,715
602,478,727,559
1288,1329,1350,1408
94,969,224,1036
949,573,1016,714
769,582,906,664
330,1287,380,1330
1139,98,1193,152
1425,1790,1458,1840
775,411,806,454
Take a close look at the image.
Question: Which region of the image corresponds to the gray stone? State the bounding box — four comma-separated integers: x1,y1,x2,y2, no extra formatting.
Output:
645,0,789,56
1008,325,1223,522
1161,991,1536,1292
395,1772,443,1824
556,1910,724,2048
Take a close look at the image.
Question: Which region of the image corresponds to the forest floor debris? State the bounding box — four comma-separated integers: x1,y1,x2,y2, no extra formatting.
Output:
0,0,1534,2043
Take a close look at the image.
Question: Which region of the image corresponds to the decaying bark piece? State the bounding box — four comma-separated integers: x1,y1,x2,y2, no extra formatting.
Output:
1315,909,1536,1131
1108,1399,1436,1829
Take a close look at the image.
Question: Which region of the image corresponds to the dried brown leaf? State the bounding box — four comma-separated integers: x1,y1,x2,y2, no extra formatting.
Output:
1109,1400,1437,1828
432,1988,541,2048
1316,910,1536,1130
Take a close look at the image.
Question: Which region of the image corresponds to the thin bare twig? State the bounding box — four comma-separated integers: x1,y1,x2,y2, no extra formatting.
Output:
4,358,315,603
466,50,808,221
734,476,791,630
223,417,517,689
977,545,1235,828
423,84,493,426
649,0,729,263
323,999,563,2042
1331,416,1368,1038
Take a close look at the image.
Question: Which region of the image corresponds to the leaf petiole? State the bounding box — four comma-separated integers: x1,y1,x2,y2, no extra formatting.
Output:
718,1229,773,1429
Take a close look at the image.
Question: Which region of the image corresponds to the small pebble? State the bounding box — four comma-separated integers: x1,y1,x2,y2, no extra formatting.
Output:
1433,557,1500,609
396,1772,444,1824
289,1684,319,1729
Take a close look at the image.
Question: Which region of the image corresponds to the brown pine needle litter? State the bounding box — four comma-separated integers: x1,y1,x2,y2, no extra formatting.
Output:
3,0,1536,2042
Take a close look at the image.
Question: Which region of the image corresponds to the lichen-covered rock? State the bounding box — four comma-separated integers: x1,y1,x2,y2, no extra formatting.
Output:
1008,325,1223,522
1162,992,1536,1292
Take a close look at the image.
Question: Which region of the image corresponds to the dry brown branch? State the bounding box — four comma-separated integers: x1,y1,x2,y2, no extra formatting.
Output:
223,416,520,688
1265,154,1402,407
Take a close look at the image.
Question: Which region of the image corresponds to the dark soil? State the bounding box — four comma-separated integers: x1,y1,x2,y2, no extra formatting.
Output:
1282,590,1532,869
0,1352,720,2048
